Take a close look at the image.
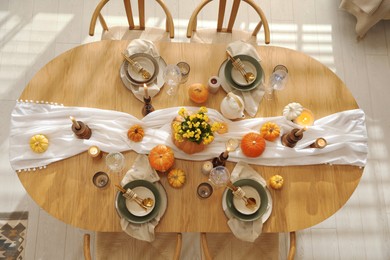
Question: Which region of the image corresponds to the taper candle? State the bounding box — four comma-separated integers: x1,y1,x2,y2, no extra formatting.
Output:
69,116,80,129
143,84,149,98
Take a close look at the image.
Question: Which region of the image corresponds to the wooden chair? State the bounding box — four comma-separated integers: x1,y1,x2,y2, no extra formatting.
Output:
89,0,174,41
200,232,279,260
83,232,182,260
186,0,270,45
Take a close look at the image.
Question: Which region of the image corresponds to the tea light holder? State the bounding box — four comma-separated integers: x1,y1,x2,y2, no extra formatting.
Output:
88,145,102,159
208,76,220,94
92,171,109,188
197,182,213,199
202,161,213,175
308,138,327,149
294,108,315,126
70,116,92,139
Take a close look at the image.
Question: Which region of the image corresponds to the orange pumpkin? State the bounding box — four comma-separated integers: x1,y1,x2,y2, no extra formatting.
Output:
167,168,186,188
188,83,209,104
148,144,175,172
241,132,266,157
127,125,144,142
260,122,280,141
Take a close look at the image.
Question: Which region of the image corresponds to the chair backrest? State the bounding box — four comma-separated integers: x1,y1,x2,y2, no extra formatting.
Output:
89,0,174,39
187,0,270,44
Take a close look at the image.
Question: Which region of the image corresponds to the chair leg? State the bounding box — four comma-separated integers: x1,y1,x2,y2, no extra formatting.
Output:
83,234,92,260
173,233,182,260
200,233,212,260
287,231,296,260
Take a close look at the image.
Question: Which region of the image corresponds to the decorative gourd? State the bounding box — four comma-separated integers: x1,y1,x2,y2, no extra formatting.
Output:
188,83,209,104
260,122,281,141
167,168,186,188
148,144,175,172
127,125,144,142
268,175,284,190
29,134,49,153
240,132,266,157
283,102,303,120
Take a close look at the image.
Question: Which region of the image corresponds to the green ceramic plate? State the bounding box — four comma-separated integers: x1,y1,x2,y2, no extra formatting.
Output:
226,179,268,221
115,180,161,224
224,55,263,91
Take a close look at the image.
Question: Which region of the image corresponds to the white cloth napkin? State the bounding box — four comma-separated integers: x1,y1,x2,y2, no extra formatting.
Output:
220,40,265,117
125,39,161,101
119,154,167,242
224,161,272,242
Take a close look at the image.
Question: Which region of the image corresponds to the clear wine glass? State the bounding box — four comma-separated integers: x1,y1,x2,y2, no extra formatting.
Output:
270,64,288,91
163,64,182,96
105,152,125,173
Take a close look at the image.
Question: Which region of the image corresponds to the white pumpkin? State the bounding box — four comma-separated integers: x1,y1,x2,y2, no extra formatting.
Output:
283,102,303,120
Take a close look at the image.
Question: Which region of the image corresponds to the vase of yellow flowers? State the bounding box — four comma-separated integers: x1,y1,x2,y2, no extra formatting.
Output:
172,107,221,154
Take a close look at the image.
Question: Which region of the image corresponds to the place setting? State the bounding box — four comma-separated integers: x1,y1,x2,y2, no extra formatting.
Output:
120,39,167,102
208,162,273,242
218,40,265,118
114,154,168,242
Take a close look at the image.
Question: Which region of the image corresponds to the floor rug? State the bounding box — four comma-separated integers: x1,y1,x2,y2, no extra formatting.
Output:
0,212,28,260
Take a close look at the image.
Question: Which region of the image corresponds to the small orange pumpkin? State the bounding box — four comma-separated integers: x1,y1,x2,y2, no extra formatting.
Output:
241,132,266,157
260,122,280,141
167,168,186,188
188,83,209,104
148,144,175,172
127,125,144,142
268,175,284,190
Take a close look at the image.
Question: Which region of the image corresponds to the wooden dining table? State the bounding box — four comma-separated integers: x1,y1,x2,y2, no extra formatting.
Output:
16,40,364,233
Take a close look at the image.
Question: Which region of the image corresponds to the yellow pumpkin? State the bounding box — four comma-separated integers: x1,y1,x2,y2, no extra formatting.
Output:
241,132,266,158
148,144,175,172
260,122,280,141
268,175,284,190
29,134,49,153
167,168,186,188
127,125,144,142
188,83,209,104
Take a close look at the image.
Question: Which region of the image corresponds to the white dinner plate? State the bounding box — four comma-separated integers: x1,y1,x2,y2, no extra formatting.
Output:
230,60,257,86
125,186,156,217
232,185,261,215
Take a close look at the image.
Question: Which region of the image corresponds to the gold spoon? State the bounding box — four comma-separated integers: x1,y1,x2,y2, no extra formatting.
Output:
226,51,255,83
226,181,257,209
115,185,154,209
121,53,151,80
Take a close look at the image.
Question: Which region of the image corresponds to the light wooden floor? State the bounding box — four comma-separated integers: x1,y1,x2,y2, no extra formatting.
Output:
1,0,389,259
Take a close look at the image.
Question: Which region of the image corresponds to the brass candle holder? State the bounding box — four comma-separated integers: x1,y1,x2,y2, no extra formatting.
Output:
70,116,92,139
281,127,306,148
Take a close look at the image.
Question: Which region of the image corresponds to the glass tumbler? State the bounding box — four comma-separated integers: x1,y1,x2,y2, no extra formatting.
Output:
163,64,182,96
270,65,288,91
105,152,125,173
176,62,190,84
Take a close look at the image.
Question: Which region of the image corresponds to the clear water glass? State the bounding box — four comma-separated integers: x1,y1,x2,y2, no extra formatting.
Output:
105,152,125,173
163,64,182,96
209,166,230,188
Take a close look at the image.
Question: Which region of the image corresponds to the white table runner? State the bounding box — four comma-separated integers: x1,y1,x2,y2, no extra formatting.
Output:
9,100,368,171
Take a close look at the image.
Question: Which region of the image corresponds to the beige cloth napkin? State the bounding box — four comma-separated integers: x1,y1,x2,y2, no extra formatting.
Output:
224,161,272,242
220,40,265,117
120,154,167,242
125,39,161,101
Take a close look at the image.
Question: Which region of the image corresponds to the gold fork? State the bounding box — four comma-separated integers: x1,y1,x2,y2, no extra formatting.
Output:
121,53,151,80
226,51,255,83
